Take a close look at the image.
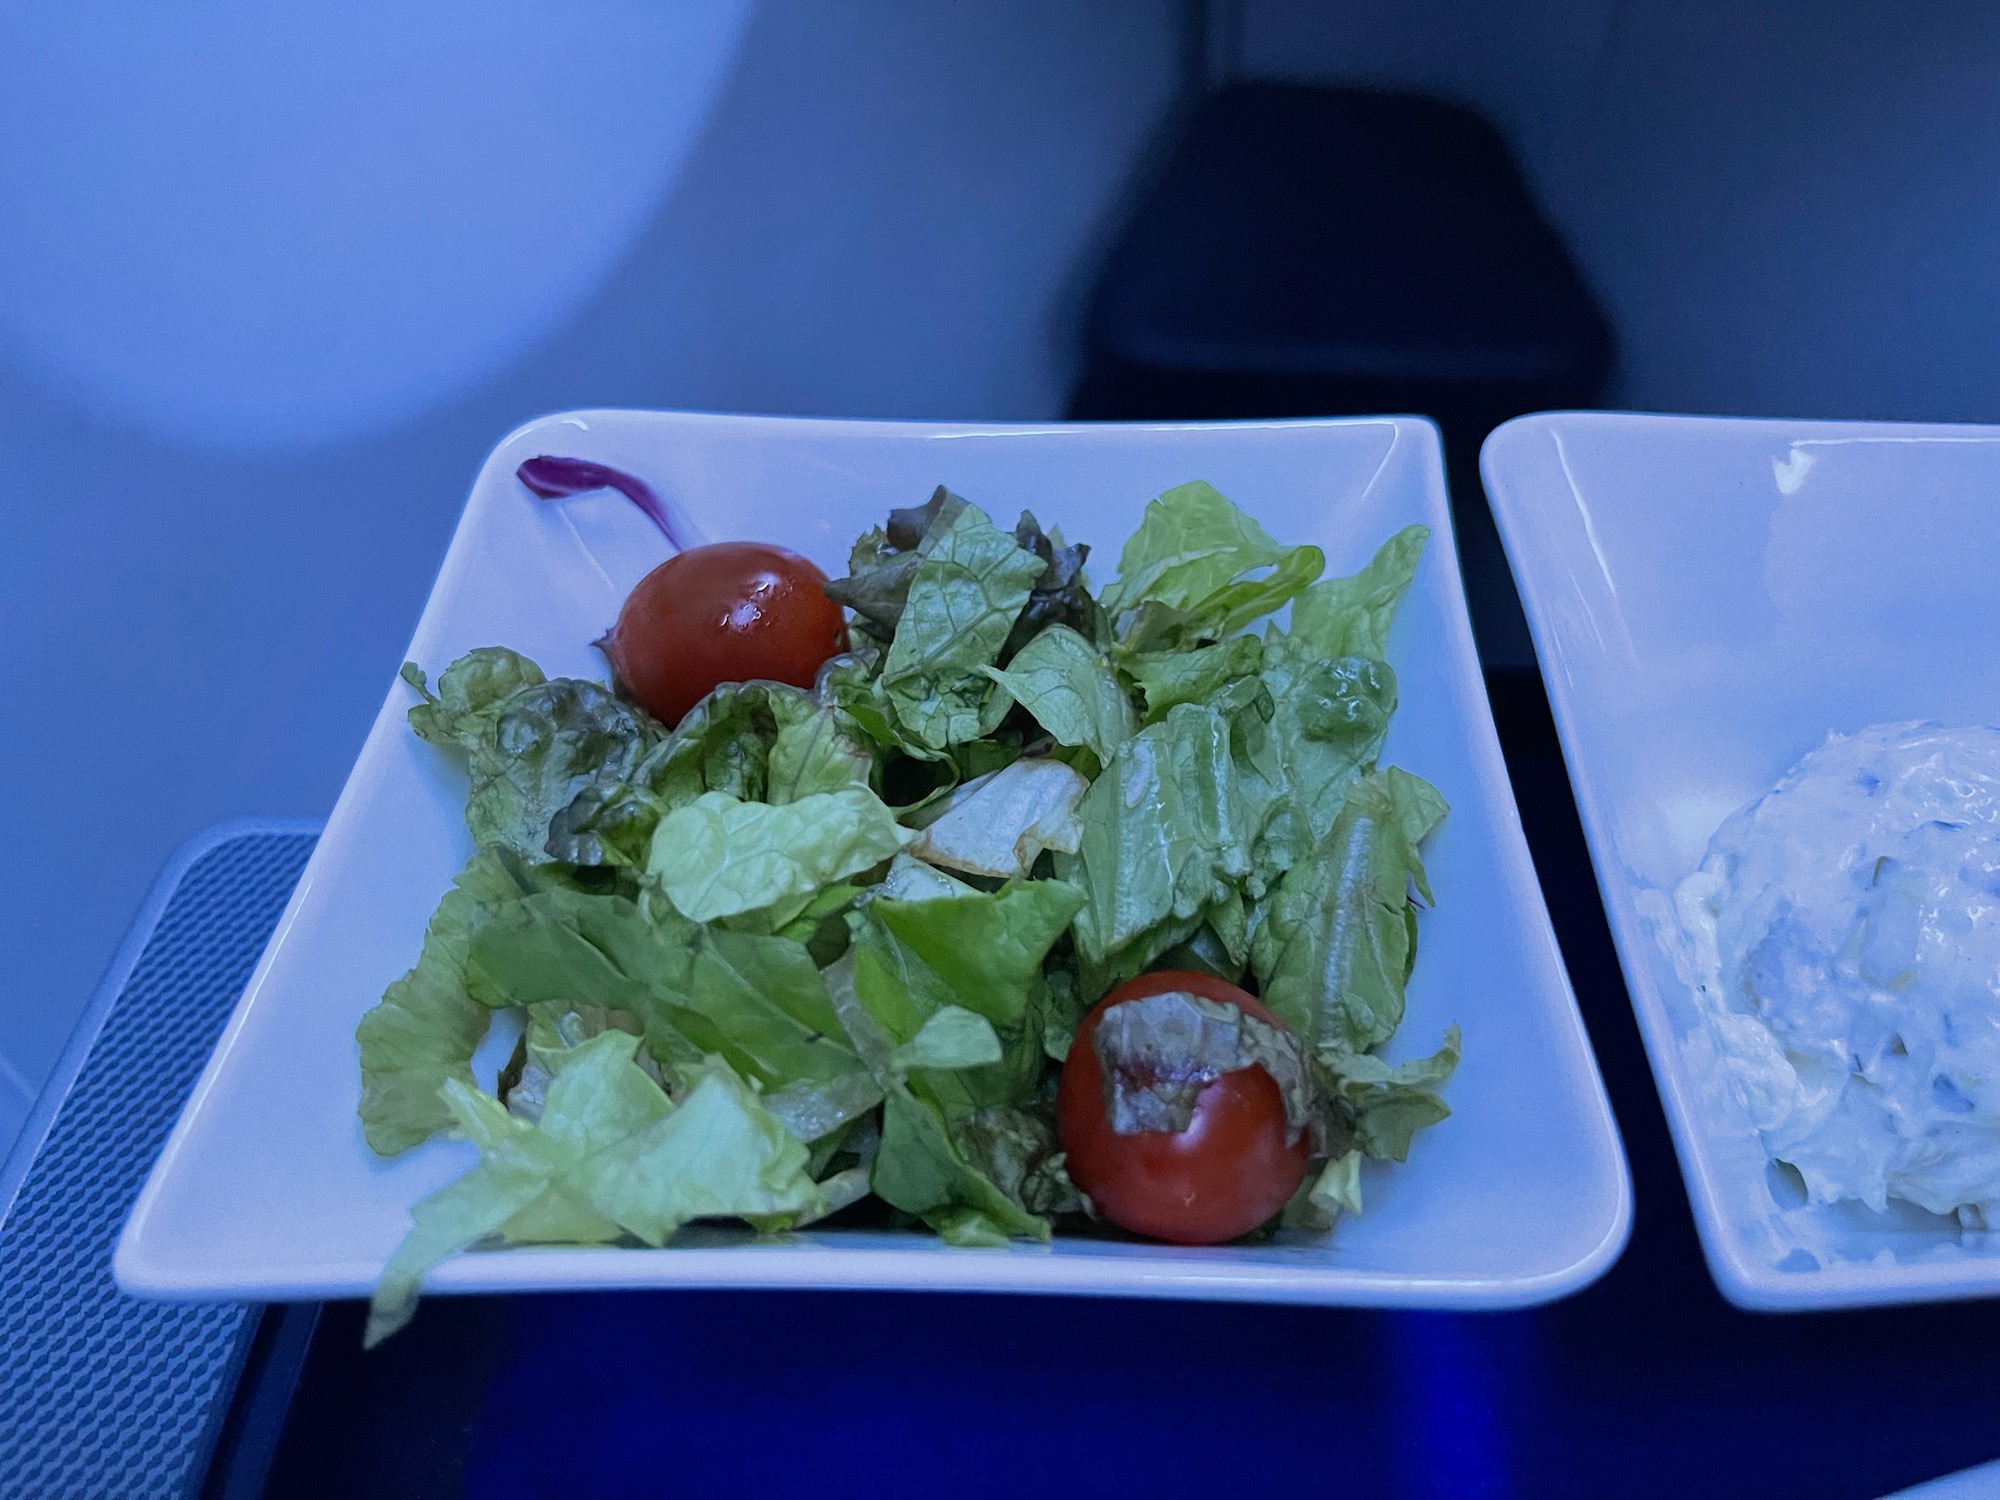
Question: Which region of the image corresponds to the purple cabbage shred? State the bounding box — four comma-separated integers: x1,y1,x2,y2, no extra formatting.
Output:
516,455,689,550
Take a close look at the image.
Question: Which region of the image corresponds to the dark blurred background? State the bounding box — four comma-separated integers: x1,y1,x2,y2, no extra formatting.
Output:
7,0,2000,1155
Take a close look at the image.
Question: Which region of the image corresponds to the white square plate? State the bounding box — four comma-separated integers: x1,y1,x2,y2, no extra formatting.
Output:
1484,410,2000,1310
118,410,1627,1309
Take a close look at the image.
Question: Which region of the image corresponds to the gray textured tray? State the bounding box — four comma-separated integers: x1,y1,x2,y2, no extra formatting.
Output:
0,822,318,1500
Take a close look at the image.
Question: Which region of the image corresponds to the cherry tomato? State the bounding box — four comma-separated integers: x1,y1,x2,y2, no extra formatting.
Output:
607,541,847,726
1057,969,1311,1244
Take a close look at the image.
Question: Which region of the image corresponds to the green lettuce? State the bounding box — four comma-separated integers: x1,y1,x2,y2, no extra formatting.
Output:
862,880,1085,1034
355,849,524,1154
822,486,968,644
1285,1149,1365,1230
1123,635,1262,723
878,851,981,902
567,1058,824,1242
402,648,544,743
817,650,942,764
886,1006,1004,1072
879,503,1046,749
826,490,1101,666
1103,481,1287,614
367,1034,820,1346
1241,653,1399,854
1285,523,1428,662
459,880,871,1098
642,681,815,806
1319,1025,1461,1162
1057,702,1258,979
872,1082,1049,1244
843,881,1082,1234
1182,543,1326,642
497,1002,648,1125
951,1104,1085,1217
366,1032,663,1345
646,787,912,924
767,706,874,803
546,681,835,867
757,1070,886,1145
1101,481,1324,647
542,776,663,870
403,652,657,859
906,758,1088,880
979,624,1136,763
1251,767,1448,1053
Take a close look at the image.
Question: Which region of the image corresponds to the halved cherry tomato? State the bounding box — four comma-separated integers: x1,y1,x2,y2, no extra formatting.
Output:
607,541,847,726
1057,969,1311,1244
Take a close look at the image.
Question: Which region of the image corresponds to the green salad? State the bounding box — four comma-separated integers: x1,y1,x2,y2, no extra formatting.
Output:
357,478,1457,1345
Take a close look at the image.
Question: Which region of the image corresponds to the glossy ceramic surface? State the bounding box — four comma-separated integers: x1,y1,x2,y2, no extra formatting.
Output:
118,411,1627,1308
1485,411,2000,1309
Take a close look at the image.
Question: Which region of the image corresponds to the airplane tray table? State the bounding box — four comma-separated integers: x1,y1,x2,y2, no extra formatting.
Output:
4,673,1996,1500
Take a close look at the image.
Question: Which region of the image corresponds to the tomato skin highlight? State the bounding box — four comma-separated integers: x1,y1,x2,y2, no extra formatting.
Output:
1057,970,1312,1244
608,541,847,727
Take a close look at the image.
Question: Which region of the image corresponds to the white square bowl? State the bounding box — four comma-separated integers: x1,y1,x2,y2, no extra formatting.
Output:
1484,410,2000,1310
117,410,1628,1309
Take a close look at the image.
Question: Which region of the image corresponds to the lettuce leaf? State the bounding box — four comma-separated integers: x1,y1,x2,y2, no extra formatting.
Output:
979,624,1136,762
950,1104,1085,1217
643,681,816,807
404,653,656,860
872,1082,1049,1242
460,881,870,1100
355,849,522,1154
545,681,829,867
567,1058,824,1243
906,758,1088,880
1123,635,1262,723
767,706,874,803
861,880,1085,1035
661,925,865,1089
1181,542,1326,641
646,787,912,925
886,1006,1004,1072
401,648,544,746
852,891,1067,1116
999,511,1103,661
1103,481,1288,615
1284,1149,1365,1231
1101,481,1323,647
878,851,981,902
1285,523,1428,662
757,1070,886,1145
822,485,968,644
1243,653,1399,854
825,491,1101,665
1251,767,1448,1053
366,1032,663,1345
1319,1025,1461,1161
1056,702,1258,977
542,776,663,870
367,1035,821,1346
843,881,1081,1234
497,1002,649,1126
879,503,1046,749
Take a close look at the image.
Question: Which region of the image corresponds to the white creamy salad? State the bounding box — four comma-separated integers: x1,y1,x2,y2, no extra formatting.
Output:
1671,722,2000,1226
